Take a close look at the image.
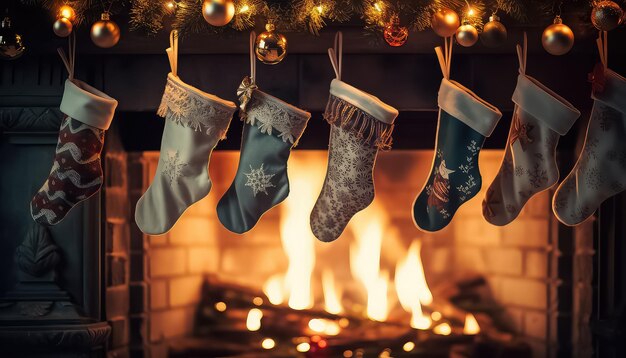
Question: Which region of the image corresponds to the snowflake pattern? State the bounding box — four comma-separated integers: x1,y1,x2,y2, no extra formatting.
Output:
585,167,604,191
162,150,187,185
310,124,378,242
159,77,233,137
456,175,477,202
242,90,310,144
244,163,276,197
527,162,549,189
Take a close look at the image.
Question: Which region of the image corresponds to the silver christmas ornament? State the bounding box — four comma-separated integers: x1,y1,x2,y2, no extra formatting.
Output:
456,23,478,47
0,16,26,60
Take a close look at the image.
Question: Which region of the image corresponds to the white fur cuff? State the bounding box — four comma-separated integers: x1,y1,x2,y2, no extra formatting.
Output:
329,79,398,124
592,69,626,114
438,79,502,137
512,74,580,136
60,79,118,130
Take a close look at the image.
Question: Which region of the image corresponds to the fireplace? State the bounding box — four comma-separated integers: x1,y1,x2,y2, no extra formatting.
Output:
115,148,585,358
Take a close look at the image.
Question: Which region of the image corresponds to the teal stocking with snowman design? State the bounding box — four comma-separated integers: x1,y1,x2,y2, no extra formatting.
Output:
412,40,502,232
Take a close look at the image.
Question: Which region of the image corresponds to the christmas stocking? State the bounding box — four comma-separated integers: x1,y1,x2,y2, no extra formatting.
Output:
413,40,502,232
135,31,237,235
553,34,626,226
483,36,580,226
216,32,311,234
31,40,118,226
310,32,398,242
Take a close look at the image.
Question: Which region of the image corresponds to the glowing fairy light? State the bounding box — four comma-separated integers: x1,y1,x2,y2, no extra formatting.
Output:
239,4,250,13
261,338,275,349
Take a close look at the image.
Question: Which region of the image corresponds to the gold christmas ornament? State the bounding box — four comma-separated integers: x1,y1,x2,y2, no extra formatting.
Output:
202,0,235,27
542,16,574,56
432,8,460,37
53,17,73,38
91,13,121,48
58,4,76,21
481,14,507,47
255,23,287,65
383,15,409,47
0,16,26,60
456,23,478,47
591,1,623,32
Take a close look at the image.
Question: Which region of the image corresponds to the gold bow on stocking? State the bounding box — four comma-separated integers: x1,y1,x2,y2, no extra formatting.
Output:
237,76,258,112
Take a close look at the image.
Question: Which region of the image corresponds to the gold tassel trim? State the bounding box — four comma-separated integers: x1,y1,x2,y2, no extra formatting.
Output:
323,95,395,151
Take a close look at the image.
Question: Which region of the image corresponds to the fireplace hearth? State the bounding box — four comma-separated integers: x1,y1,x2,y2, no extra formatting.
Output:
116,149,579,358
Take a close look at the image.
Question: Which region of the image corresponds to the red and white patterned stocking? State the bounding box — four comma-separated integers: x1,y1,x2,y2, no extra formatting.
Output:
31,42,117,226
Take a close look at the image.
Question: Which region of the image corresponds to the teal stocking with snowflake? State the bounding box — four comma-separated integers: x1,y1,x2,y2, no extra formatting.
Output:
217,36,311,234
412,43,501,232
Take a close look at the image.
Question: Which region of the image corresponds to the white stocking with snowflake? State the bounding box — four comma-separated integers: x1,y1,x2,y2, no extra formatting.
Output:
135,30,237,235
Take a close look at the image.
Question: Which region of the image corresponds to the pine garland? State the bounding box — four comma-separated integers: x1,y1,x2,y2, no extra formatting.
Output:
20,0,603,36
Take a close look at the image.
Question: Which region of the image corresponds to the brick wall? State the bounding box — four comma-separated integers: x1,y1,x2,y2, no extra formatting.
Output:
105,151,131,358
127,149,568,358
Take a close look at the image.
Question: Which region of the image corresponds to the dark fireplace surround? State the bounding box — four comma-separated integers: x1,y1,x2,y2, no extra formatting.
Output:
0,25,625,358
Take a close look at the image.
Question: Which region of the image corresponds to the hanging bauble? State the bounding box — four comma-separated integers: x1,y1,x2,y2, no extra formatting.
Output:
432,8,460,37
58,4,76,21
255,23,287,65
91,12,121,48
0,16,26,60
53,17,73,38
456,23,478,47
202,0,235,27
542,16,574,56
591,1,623,31
481,14,507,47
383,15,409,47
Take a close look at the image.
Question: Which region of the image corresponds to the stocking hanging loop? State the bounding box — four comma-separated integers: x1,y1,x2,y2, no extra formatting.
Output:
596,31,608,71
57,32,76,80
516,32,528,75
166,30,179,77
328,31,342,80
434,37,453,80
249,31,257,83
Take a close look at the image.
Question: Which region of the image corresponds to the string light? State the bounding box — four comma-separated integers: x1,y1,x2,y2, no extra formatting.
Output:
59,4,76,21
316,4,324,15
239,4,250,14
374,2,383,13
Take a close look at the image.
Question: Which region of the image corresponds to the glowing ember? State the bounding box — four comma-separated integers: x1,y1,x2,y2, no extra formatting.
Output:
395,240,433,329
349,211,389,321
322,269,343,314
246,308,263,331
463,313,480,335
261,338,275,349
214,301,227,312
280,158,319,310
308,318,341,336
296,342,311,352
431,311,442,321
263,274,284,305
403,341,415,352
433,322,452,336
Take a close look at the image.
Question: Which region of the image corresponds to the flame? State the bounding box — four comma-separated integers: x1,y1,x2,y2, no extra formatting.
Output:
246,308,263,331
433,322,452,336
322,269,343,314
279,158,320,310
463,313,480,335
308,318,341,336
263,274,284,305
349,215,389,321
395,240,433,329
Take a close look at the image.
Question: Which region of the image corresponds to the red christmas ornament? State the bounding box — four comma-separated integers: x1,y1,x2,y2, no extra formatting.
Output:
383,15,409,47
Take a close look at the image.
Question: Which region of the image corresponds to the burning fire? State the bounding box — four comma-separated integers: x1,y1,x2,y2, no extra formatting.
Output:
277,158,319,310
322,269,343,314
463,313,480,335
263,274,284,305
395,240,433,329
349,214,389,322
